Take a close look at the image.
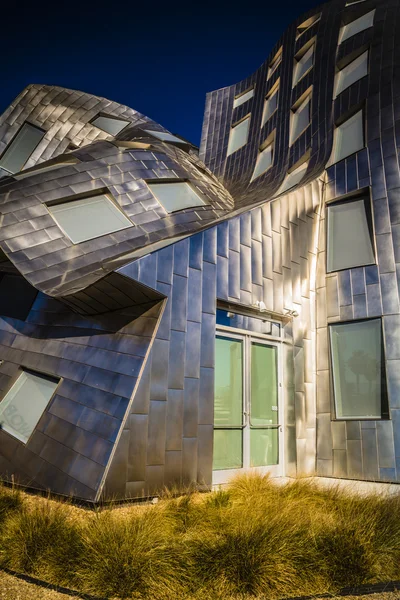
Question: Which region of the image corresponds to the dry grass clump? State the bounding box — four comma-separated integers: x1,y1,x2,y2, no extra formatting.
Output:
1,473,400,599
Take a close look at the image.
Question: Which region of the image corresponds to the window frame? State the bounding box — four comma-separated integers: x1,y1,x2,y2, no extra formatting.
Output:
290,91,312,145
292,41,315,87
146,179,209,214
233,87,255,109
339,9,376,44
261,80,279,127
328,318,389,421
329,108,365,165
46,189,133,244
296,13,321,39
0,367,61,444
0,122,45,175
267,48,282,79
334,49,369,98
250,133,275,182
227,114,251,156
326,193,376,273
90,113,130,135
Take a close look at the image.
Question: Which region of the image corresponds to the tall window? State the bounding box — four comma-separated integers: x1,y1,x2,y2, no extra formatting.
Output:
91,115,129,135
0,123,44,174
250,137,274,182
0,370,59,443
268,49,282,79
147,181,206,213
233,88,254,109
327,197,375,272
340,10,375,43
330,319,388,419
290,93,311,144
47,192,132,244
293,44,314,86
330,110,364,164
261,81,279,127
227,116,250,156
334,51,368,98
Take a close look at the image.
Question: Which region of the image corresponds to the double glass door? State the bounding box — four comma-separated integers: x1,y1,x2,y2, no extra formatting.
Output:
212,332,282,484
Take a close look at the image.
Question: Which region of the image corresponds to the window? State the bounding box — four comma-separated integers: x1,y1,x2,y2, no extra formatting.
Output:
261,81,279,127
227,116,250,156
340,10,375,43
293,44,314,86
250,138,274,182
0,273,38,320
290,93,311,144
330,110,364,164
296,14,321,38
47,192,132,244
268,49,282,79
0,370,59,443
329,319,387,419
144,130,186,144
147,181,206,213
0,123,44,174
14,157,79,180
233,88,254,109
275,161,308,196
327,197,375,272
334,51,368,98
91,115,129,135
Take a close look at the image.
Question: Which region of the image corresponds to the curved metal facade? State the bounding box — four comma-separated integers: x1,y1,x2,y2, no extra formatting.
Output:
0,0,399,500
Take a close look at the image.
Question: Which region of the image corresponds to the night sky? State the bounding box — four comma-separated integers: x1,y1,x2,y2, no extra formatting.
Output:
1,0,323,146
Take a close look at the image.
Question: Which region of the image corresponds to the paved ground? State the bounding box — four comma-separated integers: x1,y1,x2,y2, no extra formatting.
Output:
1,570,400,600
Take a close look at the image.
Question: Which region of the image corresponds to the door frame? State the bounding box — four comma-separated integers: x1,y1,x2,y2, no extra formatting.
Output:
212,324,285,485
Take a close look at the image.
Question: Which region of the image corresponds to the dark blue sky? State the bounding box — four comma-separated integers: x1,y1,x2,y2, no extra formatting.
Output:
1,0,322,146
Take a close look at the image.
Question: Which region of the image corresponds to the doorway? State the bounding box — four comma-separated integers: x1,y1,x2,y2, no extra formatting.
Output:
212,330,283,485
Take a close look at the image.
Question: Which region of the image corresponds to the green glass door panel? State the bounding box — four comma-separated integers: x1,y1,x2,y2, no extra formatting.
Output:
250,428,279,467
213,430,243,470
214,336,243,426
250,343,278,425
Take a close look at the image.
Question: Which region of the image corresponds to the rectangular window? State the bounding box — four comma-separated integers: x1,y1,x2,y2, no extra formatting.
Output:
334,51,368,98
227,116,250,156
268,49,282,79
290,94,311,144
340,10,375,43
275,161,308,196
91,115,129,135
144,130,185,144
293,44,314,86
251,138,274,182
330,109,364,164
47,192,132,244
330,319,387,419
327,197,375,272
261,81,279,127
296,14,321,38
213,336,243,470
233,87,254,109
147,181,206,213
0,123,44,174
0,370,59,443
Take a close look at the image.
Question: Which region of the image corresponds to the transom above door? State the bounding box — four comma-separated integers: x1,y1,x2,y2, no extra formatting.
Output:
212,329,283,485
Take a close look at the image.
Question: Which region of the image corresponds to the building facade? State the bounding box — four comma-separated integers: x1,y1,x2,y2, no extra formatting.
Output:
0,0,399,501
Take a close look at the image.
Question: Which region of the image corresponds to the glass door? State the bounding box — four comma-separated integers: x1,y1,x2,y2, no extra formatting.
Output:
213,333,282,485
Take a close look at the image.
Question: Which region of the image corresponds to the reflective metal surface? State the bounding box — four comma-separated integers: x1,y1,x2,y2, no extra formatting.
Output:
0,0,399,500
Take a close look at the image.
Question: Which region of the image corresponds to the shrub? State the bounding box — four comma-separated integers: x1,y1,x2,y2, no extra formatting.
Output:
77,507,187,599
0,483,23,526
0,500,82,588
